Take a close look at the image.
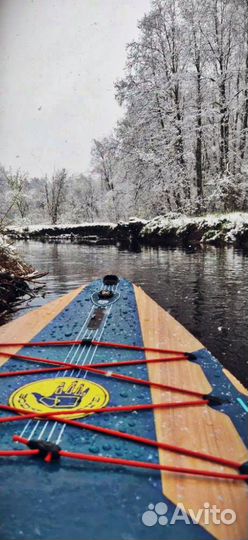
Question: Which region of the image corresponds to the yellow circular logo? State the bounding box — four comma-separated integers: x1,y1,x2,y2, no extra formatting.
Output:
9,377,110,419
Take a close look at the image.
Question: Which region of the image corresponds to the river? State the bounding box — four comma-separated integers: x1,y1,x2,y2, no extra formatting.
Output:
14,240,248,387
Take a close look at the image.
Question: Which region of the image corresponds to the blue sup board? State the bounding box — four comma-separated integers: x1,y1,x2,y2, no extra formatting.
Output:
0,276,247,540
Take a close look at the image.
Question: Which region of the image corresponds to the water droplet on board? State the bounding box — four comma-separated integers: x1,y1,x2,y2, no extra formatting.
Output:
102,443,111,451
89,446,99,454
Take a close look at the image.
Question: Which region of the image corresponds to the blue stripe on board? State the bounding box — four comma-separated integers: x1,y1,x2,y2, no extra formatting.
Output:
237,397,248,413
190,349,248,447
0,279,214,540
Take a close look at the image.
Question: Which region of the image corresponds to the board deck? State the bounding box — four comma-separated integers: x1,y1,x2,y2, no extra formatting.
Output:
0,277,247,540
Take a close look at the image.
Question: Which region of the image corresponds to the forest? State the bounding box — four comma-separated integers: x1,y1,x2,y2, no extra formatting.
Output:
1,0,248,226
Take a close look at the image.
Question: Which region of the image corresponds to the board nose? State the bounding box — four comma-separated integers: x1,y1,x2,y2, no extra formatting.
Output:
103,275,119,286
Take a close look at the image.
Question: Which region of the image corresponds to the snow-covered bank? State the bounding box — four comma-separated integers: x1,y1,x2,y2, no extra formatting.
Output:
5,218,147,247
5,213,248,248
6,222,117,245
141,213,248,248
0,236,43,321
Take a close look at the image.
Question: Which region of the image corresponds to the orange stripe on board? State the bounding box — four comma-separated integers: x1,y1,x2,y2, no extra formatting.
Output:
0,286,85,367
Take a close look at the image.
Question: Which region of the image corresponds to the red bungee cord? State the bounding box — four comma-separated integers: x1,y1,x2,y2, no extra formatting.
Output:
0,449,39,458
0,353,187,380
8,435,248,482
1,339,243,481
0,350,202,398
0,339,187,355
0,403,243,470
0,399,207,425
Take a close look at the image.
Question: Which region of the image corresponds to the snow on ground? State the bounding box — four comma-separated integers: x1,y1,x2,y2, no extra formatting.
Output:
141,212,248,246
8,222,117,233
4,213,248,247
141,212,248,232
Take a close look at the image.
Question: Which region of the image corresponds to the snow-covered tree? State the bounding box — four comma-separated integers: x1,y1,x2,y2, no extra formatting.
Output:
44,169,67,225
0,166,30,224
89,0,248,217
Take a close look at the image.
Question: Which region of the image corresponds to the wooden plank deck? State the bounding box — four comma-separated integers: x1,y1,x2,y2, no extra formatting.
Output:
0,286,84,366
134,284,248,540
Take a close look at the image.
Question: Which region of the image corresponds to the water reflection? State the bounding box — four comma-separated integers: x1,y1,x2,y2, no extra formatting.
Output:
14,241,248,387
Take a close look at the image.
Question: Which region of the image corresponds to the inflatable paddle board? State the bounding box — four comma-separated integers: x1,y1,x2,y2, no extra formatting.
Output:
0,276,247,540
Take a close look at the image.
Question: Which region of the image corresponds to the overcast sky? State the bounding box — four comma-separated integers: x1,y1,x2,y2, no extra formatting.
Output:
0,0,150,177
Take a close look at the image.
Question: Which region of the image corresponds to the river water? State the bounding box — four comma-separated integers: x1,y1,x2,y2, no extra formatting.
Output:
14,240,248,387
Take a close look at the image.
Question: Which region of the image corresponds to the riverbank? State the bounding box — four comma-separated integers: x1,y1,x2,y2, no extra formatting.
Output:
5,212,248,248
0,235,44,322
